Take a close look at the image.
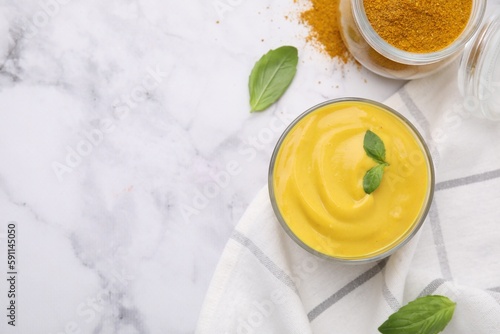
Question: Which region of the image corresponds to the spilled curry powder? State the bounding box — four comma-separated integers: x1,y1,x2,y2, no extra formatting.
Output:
299,0,353,63
364,0,473,53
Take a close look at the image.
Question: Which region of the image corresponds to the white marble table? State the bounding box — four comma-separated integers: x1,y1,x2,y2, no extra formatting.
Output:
0,1,405,333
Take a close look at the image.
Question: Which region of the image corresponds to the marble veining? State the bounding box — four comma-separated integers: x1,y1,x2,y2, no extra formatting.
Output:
0,0,405,333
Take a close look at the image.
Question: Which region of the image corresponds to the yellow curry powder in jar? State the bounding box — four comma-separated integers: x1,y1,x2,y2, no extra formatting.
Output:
364,0,472,53
338,0,486,79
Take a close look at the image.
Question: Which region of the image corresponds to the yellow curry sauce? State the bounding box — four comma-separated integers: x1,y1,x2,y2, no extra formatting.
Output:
272,100,432,260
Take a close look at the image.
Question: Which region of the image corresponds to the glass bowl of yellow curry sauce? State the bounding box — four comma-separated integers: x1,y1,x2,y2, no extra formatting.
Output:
269,98,435,263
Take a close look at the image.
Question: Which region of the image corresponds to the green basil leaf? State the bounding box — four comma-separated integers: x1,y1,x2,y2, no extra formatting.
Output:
364,130,386,163
363,163,386,194
378,295,456,334
248,46,298,112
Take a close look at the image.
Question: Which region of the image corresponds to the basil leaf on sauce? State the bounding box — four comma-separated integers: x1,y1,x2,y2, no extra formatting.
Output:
248,46,298,112
364,130,387,164
363,163,387,194
378,295,456,334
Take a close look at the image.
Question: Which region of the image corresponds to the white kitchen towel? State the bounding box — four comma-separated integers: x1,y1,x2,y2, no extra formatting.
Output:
196,61,500,333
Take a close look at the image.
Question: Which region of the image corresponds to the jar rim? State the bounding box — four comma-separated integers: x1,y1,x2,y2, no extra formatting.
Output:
268,98,436,263
458,7,500,120
352,0,487,65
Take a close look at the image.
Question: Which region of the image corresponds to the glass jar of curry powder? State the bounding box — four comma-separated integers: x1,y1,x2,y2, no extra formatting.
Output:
338,0,487,79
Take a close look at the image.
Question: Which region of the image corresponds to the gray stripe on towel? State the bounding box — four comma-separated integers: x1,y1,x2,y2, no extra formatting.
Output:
418,278,447,298
436,168,500,191
488,288,500,305
429,203,452,280
399,87,432,136
489,287,500,293
399,87,440,163
382,281,401,311
308,260,387,322
231,230,298,294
